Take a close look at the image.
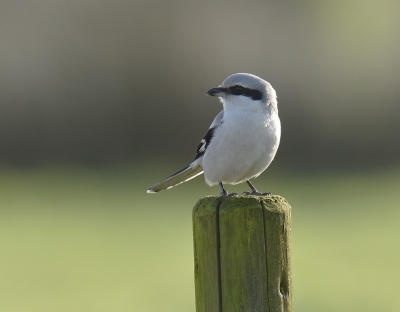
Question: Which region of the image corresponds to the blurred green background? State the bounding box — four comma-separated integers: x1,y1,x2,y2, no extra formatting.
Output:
1,0,400,311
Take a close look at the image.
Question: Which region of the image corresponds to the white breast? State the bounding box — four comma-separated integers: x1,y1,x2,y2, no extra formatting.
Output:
202,108,280,186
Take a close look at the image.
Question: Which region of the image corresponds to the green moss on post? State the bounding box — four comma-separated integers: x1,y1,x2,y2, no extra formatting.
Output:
192,195,292,312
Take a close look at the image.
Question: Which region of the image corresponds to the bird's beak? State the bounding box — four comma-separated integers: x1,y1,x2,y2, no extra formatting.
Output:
206,87,227,97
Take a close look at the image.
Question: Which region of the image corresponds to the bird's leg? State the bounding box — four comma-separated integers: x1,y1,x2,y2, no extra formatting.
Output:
219,182,228,197
219,182,238,197
243,180,271,196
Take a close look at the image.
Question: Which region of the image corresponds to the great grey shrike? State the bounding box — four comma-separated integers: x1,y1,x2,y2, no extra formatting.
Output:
147,73,281,197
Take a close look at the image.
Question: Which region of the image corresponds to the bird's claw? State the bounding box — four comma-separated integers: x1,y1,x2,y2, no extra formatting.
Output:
220,191,239,197
242,190,271,196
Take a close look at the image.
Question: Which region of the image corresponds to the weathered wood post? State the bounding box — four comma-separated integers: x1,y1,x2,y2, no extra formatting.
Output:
192,195,292,312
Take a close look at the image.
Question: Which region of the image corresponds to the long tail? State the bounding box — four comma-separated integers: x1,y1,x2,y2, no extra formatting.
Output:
147,163,203,193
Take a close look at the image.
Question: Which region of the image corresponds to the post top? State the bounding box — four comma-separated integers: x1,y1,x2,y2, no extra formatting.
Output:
194,194,291,215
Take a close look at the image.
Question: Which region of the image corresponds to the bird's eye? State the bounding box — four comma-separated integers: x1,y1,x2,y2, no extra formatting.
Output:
234,85,244,91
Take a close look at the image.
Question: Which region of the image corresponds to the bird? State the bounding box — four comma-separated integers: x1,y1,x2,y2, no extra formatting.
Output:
147,73,281,197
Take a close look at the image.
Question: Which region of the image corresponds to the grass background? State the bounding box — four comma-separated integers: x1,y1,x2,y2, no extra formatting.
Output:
1,165,399,311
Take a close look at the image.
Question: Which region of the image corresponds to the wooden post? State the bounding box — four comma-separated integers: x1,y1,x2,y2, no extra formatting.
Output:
192,195,292,312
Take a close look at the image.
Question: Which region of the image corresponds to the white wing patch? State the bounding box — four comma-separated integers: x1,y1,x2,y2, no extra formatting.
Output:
198,139,206,153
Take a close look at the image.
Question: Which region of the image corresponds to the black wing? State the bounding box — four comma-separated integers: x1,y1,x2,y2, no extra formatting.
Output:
194,127,216,160
194,110,224,160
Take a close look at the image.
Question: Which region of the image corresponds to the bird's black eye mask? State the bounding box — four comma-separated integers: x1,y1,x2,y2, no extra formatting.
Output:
224,85,263,101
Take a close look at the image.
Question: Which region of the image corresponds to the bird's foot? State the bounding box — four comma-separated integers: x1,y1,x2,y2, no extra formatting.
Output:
242,190,271,196
219,182,238,197
221,190,238,197
244,181,271,196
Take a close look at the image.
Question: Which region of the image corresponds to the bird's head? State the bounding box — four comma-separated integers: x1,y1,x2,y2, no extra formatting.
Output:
207,73,277,113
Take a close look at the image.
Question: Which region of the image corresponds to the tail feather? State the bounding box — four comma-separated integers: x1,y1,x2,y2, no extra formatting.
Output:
147,164,203,193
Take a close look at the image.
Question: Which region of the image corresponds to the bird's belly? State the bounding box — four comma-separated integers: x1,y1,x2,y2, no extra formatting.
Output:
203,112,280,186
